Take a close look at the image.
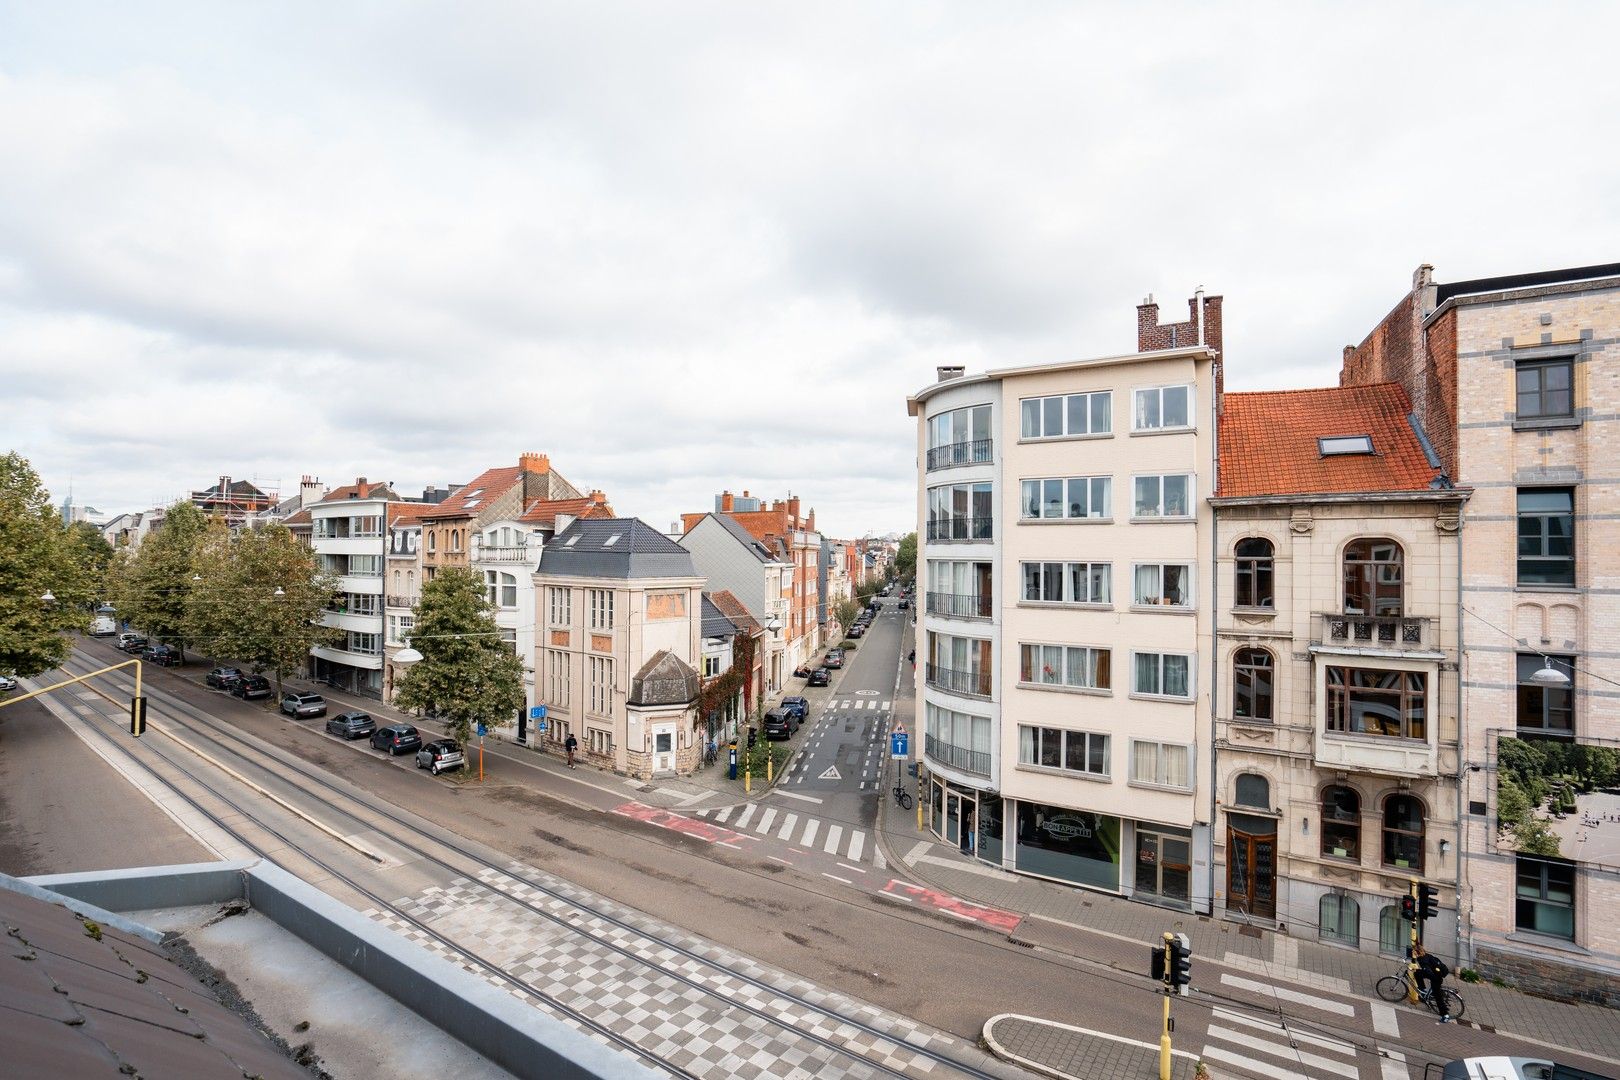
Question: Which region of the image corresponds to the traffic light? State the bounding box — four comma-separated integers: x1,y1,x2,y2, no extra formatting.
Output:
1400,894,1417,921
1419,882,1440,921
1166,933,1192,994
130,695,147,738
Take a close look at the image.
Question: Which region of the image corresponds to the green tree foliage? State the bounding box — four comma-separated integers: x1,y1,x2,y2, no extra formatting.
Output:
854,576,882,602
125,501,207,660
1495,736,1620,857
392,566,525,747
833,596,862,633
65,520,114,601
895,532,917,583
0,452,96,677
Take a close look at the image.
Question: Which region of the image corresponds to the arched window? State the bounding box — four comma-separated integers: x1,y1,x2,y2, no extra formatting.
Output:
1343,538,1404,616
392,570,400,591
1234,772,1270,809
1320,892,1360,946
1235,538,1274,608
1233,648,1274,720
427,530,437,554
1321,786,1360,860
452,529,462,553
1383,795,1425,871
407,570,415,594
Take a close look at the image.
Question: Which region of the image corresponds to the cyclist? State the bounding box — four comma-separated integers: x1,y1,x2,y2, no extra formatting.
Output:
1411,942,1453,1023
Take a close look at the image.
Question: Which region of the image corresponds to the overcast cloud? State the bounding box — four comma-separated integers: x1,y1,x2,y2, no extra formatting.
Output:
3,3,1617,537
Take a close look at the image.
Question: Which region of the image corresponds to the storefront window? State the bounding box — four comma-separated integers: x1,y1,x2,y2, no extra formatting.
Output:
979,797,1004,866
1014,802,1120,891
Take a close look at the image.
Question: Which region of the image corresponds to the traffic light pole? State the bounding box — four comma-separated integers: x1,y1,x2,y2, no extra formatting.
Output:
0,658,146,736
1159,982,1173,1080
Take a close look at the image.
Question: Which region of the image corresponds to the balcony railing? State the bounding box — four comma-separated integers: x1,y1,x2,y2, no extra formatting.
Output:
385,594,417,609
1314,613,1434,651
473,543,534,564
925,516,993,542
925,733,992,776
925,439,994,472
925,663,992,697
925,591,992,619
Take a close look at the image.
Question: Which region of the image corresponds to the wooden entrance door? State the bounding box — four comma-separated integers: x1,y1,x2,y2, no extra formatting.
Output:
1227,828,1277,919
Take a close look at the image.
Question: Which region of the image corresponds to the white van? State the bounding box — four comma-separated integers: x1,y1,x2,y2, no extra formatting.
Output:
90,616,117,636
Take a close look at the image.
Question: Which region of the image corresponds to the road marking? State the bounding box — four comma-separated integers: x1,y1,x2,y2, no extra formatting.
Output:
1380,1050,1407,1080
1209,1008,1354,1054
1370,1001,1399,1036
818,765,841,780
882,700,892,708
879,881,1021,933
756,808,777,833
824,824,843,854
903,840,931,865
735,804,758,830
847,830,865,862
713,806,733,822
800,819,819,848
822,873,853,885
767,855,793,866
777,813,799,841
874,847,886,871
717,841,743,850
1219,974,1355,1017
837,862,867,874
1200,1046,1313,1080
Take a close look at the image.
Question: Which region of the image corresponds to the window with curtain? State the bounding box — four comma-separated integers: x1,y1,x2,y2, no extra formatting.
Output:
1018,725,1109,777
1234,537,1275,608
1233,648,1274,720
1382,795,1425,871
1133,384,1192,430
1129,740,1191,789
1132,474,1193,518
1020,391,1111,438
1133,652,1192,698
1018,643,1110,690
1342,538,1403,616
1133,563,1191,607
1321,786,1361,860
1320,893,1360,946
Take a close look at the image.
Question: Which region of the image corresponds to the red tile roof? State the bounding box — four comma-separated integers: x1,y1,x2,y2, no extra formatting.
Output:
1218,383,1440,498
317,480,399,503
419,466,523,520
388,501,434,527
707,589,762,636
518,494,614,526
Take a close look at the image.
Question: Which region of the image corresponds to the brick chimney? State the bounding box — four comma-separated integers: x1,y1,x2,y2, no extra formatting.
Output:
720,490,734,512
352,476,367,499
519,452,550,474
787,495,801,523
806,508,815,531
589,490,607,505
1137,289,1225,408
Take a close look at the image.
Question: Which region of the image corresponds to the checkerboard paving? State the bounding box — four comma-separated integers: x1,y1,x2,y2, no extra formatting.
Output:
363,859,1016,1079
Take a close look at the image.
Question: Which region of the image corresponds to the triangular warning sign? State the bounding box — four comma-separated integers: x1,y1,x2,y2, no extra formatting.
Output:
819,766,842,780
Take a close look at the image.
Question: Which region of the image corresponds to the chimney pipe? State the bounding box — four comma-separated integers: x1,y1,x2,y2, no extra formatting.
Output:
936,365,965,382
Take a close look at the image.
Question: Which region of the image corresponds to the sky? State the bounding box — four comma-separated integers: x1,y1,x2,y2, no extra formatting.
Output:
3,3,1617,539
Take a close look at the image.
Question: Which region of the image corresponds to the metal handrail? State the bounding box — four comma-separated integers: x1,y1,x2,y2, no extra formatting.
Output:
924,733,991,776
925,439,993,471
924,591,992,618
925,516,994,542
925,663,992,697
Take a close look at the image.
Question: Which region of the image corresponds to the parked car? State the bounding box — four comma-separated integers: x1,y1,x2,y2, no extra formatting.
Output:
0,673,16,693
326,711,375,739
1441,1058,1608,1080
205,667,243,690
89,615,117,637
780,696,808,723
824,649,845,669
898,598,911,610
807,667,830,687
116,632,147,653
371,724,422,755
848,624,865,639
230,674,272,700
281,692,327,718
763,710,792,740
416,738,465,775
141,644,180,667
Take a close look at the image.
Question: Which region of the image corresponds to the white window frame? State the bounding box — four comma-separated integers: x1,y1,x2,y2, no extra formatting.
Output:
1020,560,1111,605
1131,563,1193,609
1131,473,1194,519
589,588,615,630
588,656,613,715
546,648,570,708
1128,739,1193,790
1132,384,1194,432
1020,391,1112,440
1020,476,1112,521
1131,651,1194,700
549,586,572,626
1018,724,1111,778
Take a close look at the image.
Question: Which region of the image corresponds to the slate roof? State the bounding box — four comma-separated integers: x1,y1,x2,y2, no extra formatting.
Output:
708,589,762,637
701,594,738,639
0,883,307,1079
538,518,697,580
628,650,700,706
1217,383,1443,499
699,512,785,564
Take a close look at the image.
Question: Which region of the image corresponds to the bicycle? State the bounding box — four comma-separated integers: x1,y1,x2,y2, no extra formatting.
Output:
1375,961,1465,1019
892,778,913,810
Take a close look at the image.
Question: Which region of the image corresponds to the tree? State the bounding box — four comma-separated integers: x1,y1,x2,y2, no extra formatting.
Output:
230,523,340,700
392,566,525,747
895,531,917,584
0,452,96,677
833,596,862,633
126,501,208,660
64,520,114,602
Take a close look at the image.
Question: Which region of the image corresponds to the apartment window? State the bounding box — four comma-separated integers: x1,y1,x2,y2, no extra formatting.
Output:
1133,384,1192,431
1233,648,1274,720
1133,652,1192,699
1020,476,1111,520
1321,786,1361,860
392,569,401,591
1234,773,1270,809
549,587,572,626
348,555,382,576
1516,856,1575,940
1343,538,1404,616
451,529,462,553
1518,488,1575,587
1516,358,1573,420
702,655,723,678
1020,391,1111,439
924,632,993,697
1132,474,1193,518
1234,538,1274,608
589,589,615,630
348,631,380,655
926,404,993,469
397,615,413,645
1326,667,1426,740
1133,563,1191,607
1019,725,1109,777
1320,893,1360,947
925,704,993,776
427,531,436,553
1021,560,1110,605
926,481,995,540
546,649,570,708
587,728,614,756
588,656,613,715
485,571,518,609
926,559,993,617
1383,795,1425,871
1516,653,1574,738
1129,740,1191,789
1019,643,1111,690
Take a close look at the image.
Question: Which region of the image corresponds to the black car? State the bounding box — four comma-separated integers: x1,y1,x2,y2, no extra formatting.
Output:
230,674,272,700
898,598,910,610
141,644,180,667
326,711,375,739
281,692,326,718
206,667,243,690
416,738,465,775
763,711,792,740
807,667,830,687
370,724,422,755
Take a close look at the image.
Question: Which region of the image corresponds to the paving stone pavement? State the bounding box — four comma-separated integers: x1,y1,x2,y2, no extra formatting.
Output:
985,1015,1197,1080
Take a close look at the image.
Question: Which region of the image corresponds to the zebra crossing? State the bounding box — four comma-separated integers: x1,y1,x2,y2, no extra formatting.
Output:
1199,1006,1372,1080
824,698,892,711
695,804,873,866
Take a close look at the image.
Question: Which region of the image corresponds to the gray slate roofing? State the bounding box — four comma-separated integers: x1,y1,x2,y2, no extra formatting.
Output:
701,594,738,638
539,517,697,580
629,650,700,706
694,512,783,564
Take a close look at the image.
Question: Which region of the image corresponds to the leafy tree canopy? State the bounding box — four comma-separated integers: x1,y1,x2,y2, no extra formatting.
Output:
0,452,96,676
392,566,525,747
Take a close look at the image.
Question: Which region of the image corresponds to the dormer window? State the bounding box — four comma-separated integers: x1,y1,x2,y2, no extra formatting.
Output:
1319,435,1374,456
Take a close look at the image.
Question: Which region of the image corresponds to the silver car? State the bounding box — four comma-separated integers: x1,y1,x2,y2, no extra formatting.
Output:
0,673,16,693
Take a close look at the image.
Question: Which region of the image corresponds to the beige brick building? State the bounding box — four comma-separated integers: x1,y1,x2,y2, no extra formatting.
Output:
1342,262,1620,1003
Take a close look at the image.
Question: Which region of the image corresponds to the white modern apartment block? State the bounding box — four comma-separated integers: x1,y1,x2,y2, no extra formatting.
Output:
309,479,401,697
906,293,1221,912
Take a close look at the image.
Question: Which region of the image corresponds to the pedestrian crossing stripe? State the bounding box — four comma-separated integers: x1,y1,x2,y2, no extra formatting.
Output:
1201,1006,1359,1080
697,806,873,865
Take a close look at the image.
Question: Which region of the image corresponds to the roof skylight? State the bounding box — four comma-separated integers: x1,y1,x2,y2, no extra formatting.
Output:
1319,435,1374,456
563,534,581,547
603,533,622,547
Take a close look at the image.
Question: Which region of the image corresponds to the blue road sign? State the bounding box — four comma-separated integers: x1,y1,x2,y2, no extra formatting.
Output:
529,705,547,720
536,719,547,733
890,731,909,758
477,722,487,737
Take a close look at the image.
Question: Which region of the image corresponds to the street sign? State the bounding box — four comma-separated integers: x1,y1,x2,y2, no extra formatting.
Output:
529,705,547,720
536,719,547,733
890,731,909,758
477,722,487,737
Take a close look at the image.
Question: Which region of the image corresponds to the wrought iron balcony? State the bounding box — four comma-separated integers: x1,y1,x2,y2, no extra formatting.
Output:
925,516,993,542
925,439,994,472
925,591,992,619
925,733,992,776
1313,612,1434,652
925,663,992,697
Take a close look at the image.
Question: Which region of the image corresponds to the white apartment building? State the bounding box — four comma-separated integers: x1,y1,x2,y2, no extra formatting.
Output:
309,479,401,697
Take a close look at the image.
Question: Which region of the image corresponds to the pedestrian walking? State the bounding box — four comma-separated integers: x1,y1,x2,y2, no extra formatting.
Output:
564,733,578,769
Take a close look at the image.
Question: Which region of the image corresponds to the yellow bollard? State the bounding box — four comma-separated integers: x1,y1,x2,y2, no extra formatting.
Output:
1159,992,1172,1080
745,764,752,794
767,753,773,783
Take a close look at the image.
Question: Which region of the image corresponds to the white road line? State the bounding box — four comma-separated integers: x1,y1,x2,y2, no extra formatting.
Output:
1370,1001,1399,1037
1200,1046,1312,1080
777,813,799,841
801,819,820,848
836,862,867,874
823,824,843,854
714,806,734,822
847,830,865,862
886,889,912,901
734,804,758,830
822,873,853,885
883,700,892,708
1204,1027,1357,1078
756,808,778,833
874,846,886,871
773,789,823,804
1219,973,1355,1016
717,841,744,850
767,855,793,866
1380,1050,1407,1080
1209,1009,1355,1054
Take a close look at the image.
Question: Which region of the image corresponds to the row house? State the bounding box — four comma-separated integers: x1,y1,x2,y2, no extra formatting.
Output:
534,519,706,778
818,536,855,636
699,595,745,749
1211,385,1465,956
382,502,431,704
1342,262,1620,1004
707,590,768,725
678,511,793,700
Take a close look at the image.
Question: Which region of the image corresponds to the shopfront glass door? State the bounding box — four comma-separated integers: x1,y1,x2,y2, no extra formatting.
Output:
1135,830,1191,908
